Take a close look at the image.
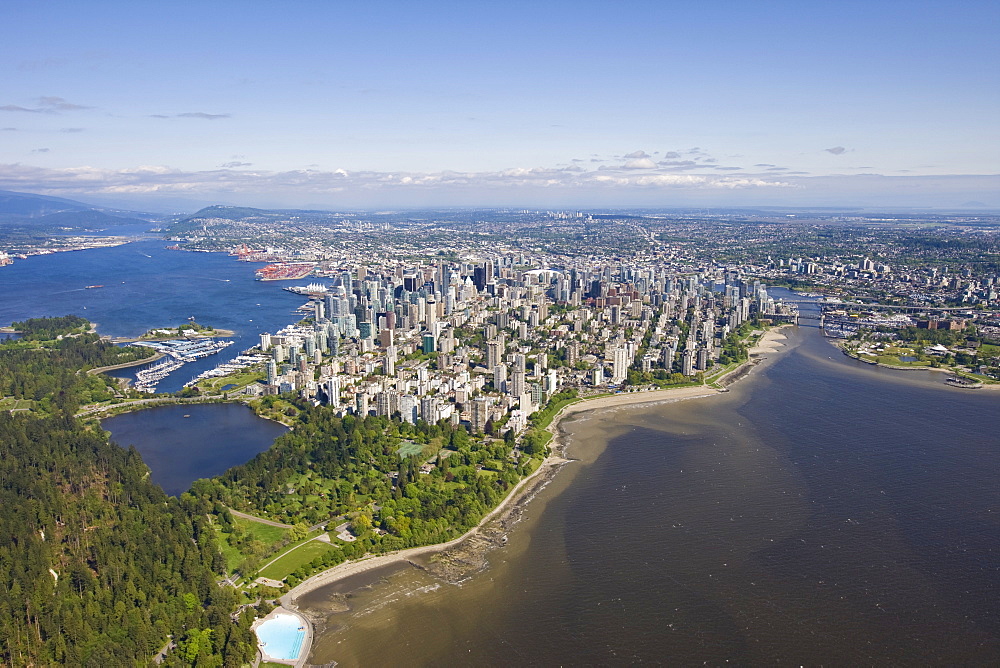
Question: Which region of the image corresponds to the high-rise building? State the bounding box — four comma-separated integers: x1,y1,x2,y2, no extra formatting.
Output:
399,394,418,424
324,377,341,406
485,340,502,369
493,363,508,391
612,346,630,384
471,397,490,434
511,371,526,398
681,349,695,376
420,396,440,424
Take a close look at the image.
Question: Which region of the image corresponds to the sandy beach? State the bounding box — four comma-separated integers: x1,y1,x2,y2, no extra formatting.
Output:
282,324,794,612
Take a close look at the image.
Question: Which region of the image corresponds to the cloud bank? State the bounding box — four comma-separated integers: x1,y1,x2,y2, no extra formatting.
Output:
0,162,793,201
0,160,994,209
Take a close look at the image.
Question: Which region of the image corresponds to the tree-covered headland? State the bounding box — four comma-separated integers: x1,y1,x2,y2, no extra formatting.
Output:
0,318,255,666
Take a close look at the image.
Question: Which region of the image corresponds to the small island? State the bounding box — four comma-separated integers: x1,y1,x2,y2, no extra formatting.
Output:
112,319,235,343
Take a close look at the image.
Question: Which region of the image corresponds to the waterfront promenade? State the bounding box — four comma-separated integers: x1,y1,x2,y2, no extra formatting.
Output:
75,394,225,417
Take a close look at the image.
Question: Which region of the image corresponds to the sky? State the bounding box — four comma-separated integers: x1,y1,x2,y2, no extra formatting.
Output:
1,1,998,211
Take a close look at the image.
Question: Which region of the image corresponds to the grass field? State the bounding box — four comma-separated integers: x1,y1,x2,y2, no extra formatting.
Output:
258,539,336,581
0,397,34,411
215,526,244,573
397,440,425,457
216,517,291,574
197,367,265,393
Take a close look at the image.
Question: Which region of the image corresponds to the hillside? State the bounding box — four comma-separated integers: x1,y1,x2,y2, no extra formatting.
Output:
0,317,256,666
0,189,154,230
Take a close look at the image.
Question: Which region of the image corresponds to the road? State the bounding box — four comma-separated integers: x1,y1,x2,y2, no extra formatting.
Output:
227,507,294,529
75,394,224,417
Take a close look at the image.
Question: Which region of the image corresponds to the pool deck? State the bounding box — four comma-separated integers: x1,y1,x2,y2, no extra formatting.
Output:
251,606,312,667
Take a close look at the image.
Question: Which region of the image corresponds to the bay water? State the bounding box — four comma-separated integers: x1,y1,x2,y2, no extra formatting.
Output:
4,248,999,663
0,238,310,392
299,295,1000,665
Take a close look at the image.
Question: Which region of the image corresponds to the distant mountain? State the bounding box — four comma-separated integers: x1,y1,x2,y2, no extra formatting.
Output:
0,189,92,217
168,203,337,233
185,205,275,221
29,209,148,228
184,204,333,221
0,189,156,229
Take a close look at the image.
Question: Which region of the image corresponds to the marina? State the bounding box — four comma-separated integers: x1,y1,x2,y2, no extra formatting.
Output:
130,339,234,392
184,353,268,387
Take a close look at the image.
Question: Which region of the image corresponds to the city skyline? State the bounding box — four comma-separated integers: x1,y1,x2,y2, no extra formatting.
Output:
2,1,998,210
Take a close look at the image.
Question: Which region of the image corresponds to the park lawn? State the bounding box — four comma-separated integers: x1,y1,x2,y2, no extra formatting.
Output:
397,440,424,458
258,539,336,581
214,518,290,574
0,397,35,411
237,517,290,545
531,396,580,430
876,354,930,366
979,343,1000,356
705,361,738,382
213,525,244,573
523,457,542,476
197,367,265,393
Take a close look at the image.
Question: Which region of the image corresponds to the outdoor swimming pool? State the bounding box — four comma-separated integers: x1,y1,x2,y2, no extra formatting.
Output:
256,613,306,661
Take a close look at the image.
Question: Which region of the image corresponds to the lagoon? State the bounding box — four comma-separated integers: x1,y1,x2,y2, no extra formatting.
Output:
102,403,287,495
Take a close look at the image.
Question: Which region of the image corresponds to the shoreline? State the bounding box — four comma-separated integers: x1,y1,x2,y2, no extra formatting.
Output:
87,350,164,374
280,324,795,661
833,339,1000,390
110,328,235,343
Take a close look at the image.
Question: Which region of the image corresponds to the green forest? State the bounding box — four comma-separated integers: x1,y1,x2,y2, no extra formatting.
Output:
1,316,553,664
0,317,151,414
0,318,255,666
199,403,543,585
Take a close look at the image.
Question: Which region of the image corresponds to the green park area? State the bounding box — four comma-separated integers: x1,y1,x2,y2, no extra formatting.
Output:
214,517,290,575
257,539,338,581
196,366,265,394
0,397,34,411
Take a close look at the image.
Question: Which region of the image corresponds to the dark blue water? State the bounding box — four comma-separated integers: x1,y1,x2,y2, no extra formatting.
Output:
102,403,287,495
305,294,1000,666
0,240,309,391
1,243,298,495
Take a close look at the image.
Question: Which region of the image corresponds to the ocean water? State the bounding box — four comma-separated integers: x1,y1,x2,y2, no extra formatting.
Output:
302,295,1000,666
2,242,298,493
5,249,999,663
0,239,310,392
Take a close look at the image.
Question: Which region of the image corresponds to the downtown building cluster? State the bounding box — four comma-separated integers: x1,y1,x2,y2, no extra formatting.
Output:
247,254,795,436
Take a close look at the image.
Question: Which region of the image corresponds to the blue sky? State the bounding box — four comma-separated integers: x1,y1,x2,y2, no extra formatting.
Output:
1,1,997,210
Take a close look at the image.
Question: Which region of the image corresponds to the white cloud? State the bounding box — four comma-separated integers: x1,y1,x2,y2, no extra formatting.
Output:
1,162,994,208
0,162,797,198
622,158,657,169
